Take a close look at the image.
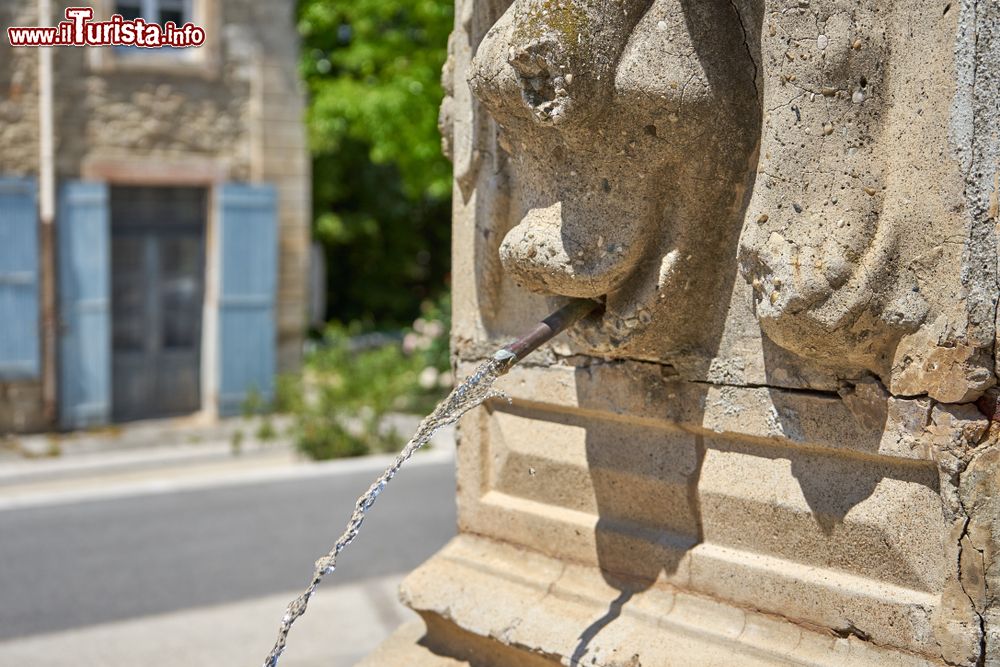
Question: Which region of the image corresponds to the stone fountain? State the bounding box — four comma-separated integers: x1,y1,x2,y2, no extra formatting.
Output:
362,1,1000,664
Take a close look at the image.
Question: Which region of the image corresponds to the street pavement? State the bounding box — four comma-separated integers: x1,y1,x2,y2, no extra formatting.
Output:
0,433,457,666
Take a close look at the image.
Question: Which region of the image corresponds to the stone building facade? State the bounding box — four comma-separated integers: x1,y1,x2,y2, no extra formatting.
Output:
0,0,309,431
365,0,1000,665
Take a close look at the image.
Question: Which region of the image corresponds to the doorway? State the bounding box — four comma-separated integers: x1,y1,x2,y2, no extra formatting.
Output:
110,186,206,422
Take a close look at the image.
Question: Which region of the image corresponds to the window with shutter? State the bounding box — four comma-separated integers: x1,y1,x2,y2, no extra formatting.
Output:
0,177,41,381
58,181,111,429
216,183,278,416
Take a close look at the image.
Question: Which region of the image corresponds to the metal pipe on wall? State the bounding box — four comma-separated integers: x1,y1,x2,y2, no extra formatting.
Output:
38,0,58,424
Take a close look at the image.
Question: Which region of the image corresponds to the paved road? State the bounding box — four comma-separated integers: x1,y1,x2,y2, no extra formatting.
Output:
0,452,458,643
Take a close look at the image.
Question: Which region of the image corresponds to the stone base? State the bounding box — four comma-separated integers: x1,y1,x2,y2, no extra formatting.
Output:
357,620,468,667
366,535,942,667
358,618,560,667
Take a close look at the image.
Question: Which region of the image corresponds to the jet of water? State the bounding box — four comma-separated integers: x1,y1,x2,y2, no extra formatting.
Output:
262,353,513,667
262,298,598,667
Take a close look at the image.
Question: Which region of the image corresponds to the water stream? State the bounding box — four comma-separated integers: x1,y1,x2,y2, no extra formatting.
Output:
262,352,516,667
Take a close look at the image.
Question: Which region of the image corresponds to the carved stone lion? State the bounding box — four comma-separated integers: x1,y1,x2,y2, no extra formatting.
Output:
451,0,997,402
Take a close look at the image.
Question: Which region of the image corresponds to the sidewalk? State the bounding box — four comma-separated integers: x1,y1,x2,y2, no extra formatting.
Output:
0,415,455,510
1,414,288,459
0,574,417,667
0,413,450,508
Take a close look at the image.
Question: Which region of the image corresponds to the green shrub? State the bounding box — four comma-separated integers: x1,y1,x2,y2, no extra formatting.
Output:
241,387,266,418
230,429,245,456
256,419,278,442
284,295,452,460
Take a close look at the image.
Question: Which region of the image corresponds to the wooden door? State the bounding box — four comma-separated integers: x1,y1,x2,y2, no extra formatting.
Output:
110,186,205,421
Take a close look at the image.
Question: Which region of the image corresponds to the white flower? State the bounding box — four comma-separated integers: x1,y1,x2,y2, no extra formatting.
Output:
402,332,420,354
418,366,439,390
438,370,453,389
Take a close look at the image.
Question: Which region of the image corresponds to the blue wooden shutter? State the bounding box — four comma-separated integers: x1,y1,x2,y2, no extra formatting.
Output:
58,182,110,429
0,177,40,380
217,183,277,416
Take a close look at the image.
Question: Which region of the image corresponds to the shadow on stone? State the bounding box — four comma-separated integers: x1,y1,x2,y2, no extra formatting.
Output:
569,588,634,666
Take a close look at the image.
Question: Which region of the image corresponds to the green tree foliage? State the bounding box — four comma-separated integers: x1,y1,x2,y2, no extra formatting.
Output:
299,0,454,328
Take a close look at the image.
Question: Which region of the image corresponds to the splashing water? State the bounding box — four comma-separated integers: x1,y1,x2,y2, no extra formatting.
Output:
262,352,515,667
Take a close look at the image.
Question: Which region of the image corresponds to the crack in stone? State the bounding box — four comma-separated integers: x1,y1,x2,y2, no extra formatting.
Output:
690,378,841,399
964,0,981,184
950,411,997,667
832,620,871,642
728,0,759,98
955,512,988,667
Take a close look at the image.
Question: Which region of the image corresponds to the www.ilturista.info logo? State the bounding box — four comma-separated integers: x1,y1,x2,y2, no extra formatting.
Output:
8,7,205,48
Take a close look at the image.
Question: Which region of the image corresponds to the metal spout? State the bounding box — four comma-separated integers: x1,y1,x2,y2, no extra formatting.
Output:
493,298,602,368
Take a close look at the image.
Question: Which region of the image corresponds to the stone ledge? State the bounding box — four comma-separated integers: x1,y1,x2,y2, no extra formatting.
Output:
458,360,957,466
357,620,471,667
461,489,941,654
391,534,943,667
358,617,561,667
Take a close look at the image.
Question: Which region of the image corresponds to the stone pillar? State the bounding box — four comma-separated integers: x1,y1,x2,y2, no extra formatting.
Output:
363,1,1000,664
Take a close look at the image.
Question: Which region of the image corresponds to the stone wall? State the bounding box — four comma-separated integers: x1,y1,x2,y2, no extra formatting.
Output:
0,0,309,431
0,2,41,177
364,0,1000,665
